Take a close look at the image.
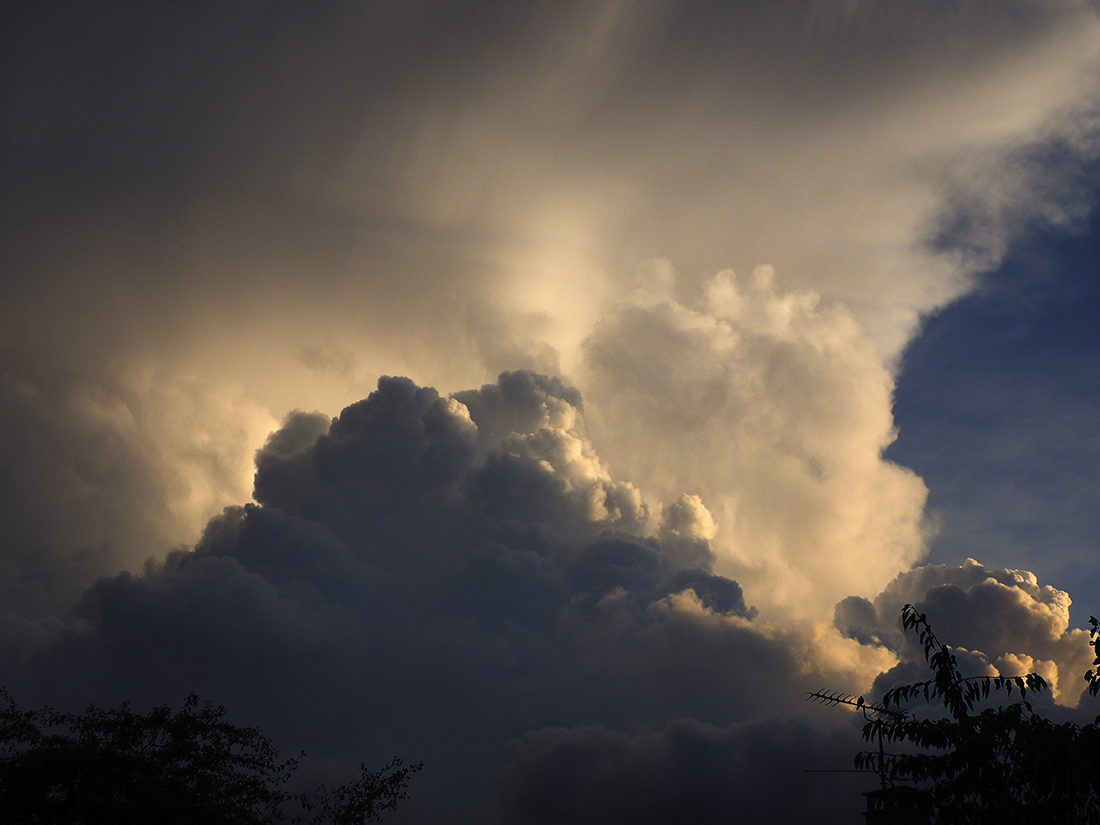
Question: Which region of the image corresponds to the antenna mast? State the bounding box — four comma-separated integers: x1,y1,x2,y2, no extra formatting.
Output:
806,690,906,789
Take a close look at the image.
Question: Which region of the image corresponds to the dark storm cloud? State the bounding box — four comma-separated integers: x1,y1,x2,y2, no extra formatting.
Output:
4,3,1100,820
5,372,856,821
488,717,866,825
4,374,1093,819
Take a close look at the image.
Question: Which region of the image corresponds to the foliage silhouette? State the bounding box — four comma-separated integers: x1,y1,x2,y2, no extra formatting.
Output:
0,690,420,825
854,604,1100,824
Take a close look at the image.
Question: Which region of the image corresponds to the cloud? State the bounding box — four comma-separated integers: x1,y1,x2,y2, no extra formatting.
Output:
3,4,1100,819
6,373,1096,818
297,0,1100,363
2,372,900,820
485,717,866,825
835,558,1094,705
581,262,930,619
2,2,1098,627
0,351,274,619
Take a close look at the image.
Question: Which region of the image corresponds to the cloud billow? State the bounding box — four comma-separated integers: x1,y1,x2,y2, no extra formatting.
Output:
6,371,1092,821
8,371,834,819
3,4,1100,819
581,262,931,619
835,558,1093,707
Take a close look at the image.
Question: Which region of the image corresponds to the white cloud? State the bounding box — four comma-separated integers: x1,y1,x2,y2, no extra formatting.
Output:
581,263,929,618
838,558,1094,705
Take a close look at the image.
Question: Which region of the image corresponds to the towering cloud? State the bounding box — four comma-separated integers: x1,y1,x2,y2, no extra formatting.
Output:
6,372,1088,820
582,262,929,618
2,1,1098,613
3,2,1100,821
2,372,897,822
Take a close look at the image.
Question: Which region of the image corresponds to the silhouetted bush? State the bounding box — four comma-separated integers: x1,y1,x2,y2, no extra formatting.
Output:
854,605,1100,824
0,691,420,824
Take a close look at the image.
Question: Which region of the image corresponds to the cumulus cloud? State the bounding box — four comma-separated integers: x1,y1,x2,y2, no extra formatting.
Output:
2,372,900,821
2,1,1098,632
582,262,930,619
3,3,1100,819
6,373,1097,820
835,558,1094,705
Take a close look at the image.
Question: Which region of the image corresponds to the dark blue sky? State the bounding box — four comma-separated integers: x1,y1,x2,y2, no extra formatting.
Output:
891,193,1100,623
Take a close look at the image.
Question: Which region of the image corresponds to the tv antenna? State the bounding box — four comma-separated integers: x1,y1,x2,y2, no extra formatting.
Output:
806,689,907,789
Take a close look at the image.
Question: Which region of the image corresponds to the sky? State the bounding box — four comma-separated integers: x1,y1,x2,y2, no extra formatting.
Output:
2,2,1100,822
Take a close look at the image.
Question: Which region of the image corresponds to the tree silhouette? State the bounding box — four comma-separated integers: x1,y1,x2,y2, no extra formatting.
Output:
854,604,1100,824
0,690,420,825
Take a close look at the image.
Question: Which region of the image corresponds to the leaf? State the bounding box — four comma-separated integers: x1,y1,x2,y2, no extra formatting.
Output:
807,607,1100,822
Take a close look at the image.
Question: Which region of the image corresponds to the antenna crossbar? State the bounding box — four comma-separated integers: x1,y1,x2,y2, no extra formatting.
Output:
806,689,906,719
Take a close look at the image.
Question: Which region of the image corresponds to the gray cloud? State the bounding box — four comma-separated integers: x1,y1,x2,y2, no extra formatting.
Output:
2,1,1098,621
486,717,867,825
5,373,1096,819
1,372,897,820
3,4,1100,819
